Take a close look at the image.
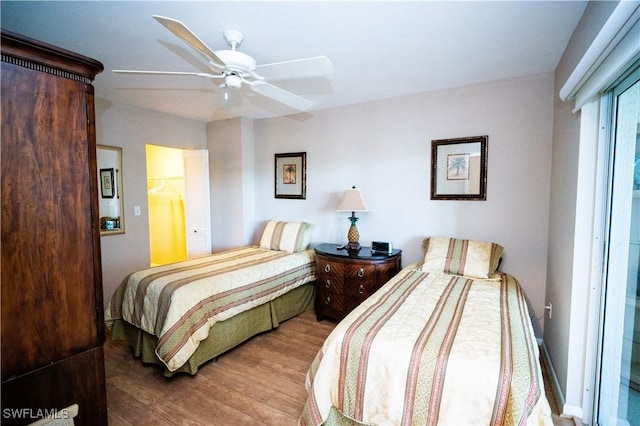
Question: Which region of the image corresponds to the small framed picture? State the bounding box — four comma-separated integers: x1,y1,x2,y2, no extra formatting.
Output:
100,168,115,198
275,152,306,199
431,135,488,200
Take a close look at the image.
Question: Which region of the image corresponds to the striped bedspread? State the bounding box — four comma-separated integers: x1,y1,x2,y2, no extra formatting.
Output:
301,267,552,426
106,246,315,372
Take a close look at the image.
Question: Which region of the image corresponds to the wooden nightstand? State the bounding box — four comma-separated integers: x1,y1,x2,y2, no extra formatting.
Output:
314,243,402,321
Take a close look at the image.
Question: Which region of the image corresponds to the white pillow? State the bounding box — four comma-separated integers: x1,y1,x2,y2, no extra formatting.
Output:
259,221,313,253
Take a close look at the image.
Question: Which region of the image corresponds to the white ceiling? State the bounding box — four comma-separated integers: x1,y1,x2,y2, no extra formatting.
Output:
1,1,587,123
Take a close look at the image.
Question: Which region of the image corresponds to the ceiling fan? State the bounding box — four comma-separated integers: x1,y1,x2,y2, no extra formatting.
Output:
113,15,334,111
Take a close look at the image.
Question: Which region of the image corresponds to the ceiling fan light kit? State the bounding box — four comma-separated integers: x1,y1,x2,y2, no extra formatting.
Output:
113,15,334,111
224,74,242,90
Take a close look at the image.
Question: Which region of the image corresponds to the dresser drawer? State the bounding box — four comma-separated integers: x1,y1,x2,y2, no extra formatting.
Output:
344,262,376,280
318,274,343,293
317,288,345,320
317,288,365,321
344,280,374,298
316,258,344,277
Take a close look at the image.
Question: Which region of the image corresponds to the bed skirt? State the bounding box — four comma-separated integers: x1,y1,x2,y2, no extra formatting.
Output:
109,281,315,376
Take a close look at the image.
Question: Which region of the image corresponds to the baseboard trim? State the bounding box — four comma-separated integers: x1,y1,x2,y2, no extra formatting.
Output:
539,340,568,413
563,403,584,419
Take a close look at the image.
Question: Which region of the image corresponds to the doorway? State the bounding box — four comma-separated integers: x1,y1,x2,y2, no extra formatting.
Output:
145,144,212,267
596,67,640,425
146,144,187,266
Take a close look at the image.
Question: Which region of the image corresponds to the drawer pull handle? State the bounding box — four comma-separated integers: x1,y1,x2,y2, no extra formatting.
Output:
325,280,331,288
325,295,331,305
358,285,365,294
358,268,365,278
324,264,331,273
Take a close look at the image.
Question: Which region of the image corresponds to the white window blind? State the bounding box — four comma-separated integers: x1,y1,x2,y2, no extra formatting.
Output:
560,1,640,111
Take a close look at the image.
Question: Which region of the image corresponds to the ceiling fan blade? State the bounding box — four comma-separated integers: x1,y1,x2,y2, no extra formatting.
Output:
250,81,314,111
256,56,334,81
152,15,226,68
113,69,221,78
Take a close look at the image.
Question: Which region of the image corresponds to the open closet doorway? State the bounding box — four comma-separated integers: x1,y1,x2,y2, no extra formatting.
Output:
146,144,211,266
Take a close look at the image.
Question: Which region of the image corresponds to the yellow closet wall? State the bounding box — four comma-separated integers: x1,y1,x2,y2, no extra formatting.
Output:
146,144,187,266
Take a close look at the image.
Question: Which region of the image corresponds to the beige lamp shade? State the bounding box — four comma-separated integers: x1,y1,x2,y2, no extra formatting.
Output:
336,186,368,252
336,187,368,212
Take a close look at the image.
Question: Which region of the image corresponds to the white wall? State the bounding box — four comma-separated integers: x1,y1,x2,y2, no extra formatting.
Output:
95,99,207,307
207,117,256,250
251,73,555,334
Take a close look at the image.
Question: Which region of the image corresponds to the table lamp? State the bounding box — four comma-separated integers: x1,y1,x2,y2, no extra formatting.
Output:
336,186,369,252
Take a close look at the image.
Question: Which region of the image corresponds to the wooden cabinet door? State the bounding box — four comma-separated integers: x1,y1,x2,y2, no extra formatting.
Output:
1,30,106,426
376,258,402,286
1,62,103,378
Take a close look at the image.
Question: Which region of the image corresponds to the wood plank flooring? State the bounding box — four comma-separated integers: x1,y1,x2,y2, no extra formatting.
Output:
105,309,569,425
105,309,335,425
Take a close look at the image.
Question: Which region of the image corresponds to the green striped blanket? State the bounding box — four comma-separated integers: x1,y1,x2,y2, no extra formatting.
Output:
301,267,552,426
106,247,315,372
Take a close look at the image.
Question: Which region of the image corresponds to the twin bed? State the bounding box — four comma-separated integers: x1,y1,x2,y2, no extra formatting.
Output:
301,237,552,425
106,221,315,375
107,227,552,425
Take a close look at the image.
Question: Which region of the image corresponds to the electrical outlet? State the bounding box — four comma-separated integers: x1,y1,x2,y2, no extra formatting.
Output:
545,303,553,319
134,206,141,216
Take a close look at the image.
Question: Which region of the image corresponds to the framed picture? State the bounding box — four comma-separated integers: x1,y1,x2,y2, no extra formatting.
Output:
100,168,115,198
431,135,488,200
275,152,306,199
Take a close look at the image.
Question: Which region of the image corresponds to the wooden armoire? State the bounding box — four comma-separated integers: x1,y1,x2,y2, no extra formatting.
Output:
1,31,107,425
